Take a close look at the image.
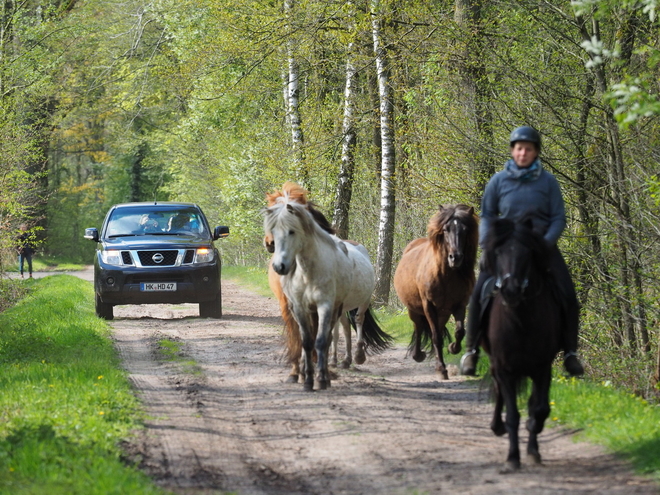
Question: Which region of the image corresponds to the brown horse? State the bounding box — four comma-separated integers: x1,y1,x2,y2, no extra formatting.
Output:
393,204,478,379
481,217,562,473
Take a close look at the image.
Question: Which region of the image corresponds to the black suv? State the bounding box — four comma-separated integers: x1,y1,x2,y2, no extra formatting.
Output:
84,202,229,320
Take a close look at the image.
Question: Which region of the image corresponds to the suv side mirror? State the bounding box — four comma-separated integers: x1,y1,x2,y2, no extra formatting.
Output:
84,228,99,242
213,226,230,240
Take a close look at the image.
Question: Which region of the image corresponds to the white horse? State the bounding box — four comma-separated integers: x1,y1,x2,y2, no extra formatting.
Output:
263,198,390,391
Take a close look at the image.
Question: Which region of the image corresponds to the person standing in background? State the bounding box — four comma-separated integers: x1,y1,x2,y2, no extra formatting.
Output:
17,224,36,279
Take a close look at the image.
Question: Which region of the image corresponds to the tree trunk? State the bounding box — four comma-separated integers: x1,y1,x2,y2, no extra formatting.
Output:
371,0,396,307
130,142,147,202
454,0,496,204
577,12,645,352
332,3,357,240
284,0,308,187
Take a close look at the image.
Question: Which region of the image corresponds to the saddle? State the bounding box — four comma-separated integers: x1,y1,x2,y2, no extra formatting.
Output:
477,273,569,330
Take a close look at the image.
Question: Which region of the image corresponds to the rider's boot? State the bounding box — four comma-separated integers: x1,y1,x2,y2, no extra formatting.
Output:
460,291,482,376
460,348,479,376
563,352,584,377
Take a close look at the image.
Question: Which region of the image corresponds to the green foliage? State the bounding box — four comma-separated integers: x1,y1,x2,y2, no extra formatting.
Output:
0,276,165,494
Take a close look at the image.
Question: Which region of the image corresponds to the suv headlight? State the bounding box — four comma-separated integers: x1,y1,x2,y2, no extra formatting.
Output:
195,248,214,263
100,250,123,266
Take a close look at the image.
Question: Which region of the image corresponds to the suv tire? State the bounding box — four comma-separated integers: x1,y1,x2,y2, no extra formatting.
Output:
95,293,114,320
199,290,222,318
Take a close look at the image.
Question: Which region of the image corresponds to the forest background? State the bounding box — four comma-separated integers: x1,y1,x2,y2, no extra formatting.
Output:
0,0,659,400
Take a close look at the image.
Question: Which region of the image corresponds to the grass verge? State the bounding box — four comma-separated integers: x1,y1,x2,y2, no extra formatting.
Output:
0,275,167,495
222,264,272,298
549,376,660,480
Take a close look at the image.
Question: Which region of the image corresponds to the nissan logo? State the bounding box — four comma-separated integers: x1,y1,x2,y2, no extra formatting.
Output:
152,253,164,264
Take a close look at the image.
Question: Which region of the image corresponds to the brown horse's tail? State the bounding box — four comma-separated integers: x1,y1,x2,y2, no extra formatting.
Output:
407,322,450,355
348,308,394,354
268,263,303,365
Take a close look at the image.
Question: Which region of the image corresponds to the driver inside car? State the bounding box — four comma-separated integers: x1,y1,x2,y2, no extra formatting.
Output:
139,213,163,233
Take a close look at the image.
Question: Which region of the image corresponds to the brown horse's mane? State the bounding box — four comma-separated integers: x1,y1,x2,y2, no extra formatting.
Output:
265,182,335,236
427,204,479,277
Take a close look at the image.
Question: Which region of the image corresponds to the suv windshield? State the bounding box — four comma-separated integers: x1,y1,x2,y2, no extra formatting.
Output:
105,206,207,238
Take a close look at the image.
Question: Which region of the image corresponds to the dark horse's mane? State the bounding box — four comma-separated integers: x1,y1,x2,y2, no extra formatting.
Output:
427,204,479,277
481,216,551,279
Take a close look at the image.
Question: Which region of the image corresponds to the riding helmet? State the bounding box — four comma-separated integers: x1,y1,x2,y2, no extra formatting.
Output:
509,126,541,149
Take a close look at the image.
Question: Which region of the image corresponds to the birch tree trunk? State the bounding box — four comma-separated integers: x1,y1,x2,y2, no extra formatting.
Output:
284,0,307,186
332,3,357,240
371,0,396,306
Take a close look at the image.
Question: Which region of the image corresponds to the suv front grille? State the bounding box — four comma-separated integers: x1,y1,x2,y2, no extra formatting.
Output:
137,250,179,266
183,249,195,264
121,251,133,265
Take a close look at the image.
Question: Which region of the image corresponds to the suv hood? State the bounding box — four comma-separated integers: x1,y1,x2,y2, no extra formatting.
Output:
101,236,213,250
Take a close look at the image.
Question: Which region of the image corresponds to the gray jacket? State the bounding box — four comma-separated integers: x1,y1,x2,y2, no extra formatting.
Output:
479,159,566,247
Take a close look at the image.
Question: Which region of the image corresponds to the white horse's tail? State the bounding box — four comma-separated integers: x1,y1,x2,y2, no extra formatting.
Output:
347,308,394,354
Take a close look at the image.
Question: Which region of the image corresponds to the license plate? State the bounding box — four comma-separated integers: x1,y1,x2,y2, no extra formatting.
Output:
141,282,177,292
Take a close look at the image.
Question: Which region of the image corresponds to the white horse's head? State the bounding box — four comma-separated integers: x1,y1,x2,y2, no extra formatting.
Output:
263,201,315,275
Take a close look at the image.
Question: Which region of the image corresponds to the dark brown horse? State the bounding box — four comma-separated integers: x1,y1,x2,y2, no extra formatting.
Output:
393,204,479,379
481,217,562,473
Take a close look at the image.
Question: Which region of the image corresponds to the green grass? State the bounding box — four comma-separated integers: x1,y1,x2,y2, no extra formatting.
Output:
0,275,167,495
550,376,660,479
156,339,202,376
222,264,273,297
6,254,87,273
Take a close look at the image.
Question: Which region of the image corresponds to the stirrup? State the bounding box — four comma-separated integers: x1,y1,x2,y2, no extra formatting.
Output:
563,351,578,361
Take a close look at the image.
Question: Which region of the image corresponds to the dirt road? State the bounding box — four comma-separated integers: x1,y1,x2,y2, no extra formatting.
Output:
109,280,658,495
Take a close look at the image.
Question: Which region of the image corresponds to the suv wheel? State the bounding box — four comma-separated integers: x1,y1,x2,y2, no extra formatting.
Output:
95,293,114,320
199,290,222,318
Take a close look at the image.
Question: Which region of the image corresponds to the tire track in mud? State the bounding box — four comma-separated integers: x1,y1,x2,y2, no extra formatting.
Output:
110,281,659,495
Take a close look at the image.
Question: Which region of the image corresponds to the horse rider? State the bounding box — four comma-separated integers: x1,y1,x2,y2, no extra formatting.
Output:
459,126,585,377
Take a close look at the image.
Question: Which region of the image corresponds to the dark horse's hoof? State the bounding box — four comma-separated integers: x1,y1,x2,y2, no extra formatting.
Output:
499,460,521,474
285,374,299,384
448,342,461,355
412,351,426,363
491,421,506,437
314,378,329,390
